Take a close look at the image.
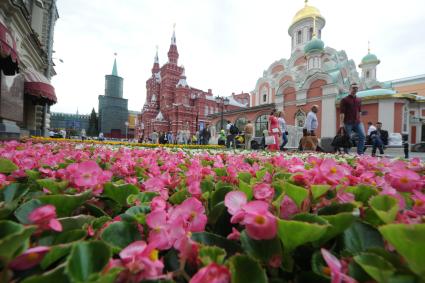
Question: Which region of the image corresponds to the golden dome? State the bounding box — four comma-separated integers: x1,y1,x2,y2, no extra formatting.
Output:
291,1,324,25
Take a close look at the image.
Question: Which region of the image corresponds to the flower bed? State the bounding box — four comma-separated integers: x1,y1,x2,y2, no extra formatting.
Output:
0,140,424,282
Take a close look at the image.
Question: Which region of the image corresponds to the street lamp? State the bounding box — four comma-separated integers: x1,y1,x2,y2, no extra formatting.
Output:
125,121,129,140
215,96,230,130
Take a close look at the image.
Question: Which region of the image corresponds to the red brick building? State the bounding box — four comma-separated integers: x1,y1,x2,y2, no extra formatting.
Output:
139,29,248,140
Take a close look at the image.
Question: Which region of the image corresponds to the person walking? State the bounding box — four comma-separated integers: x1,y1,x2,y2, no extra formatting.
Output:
267,109,280,151
278,111,288,151
340,83,365,154
226,121,237,149
244,120,254,150
305,105,319,136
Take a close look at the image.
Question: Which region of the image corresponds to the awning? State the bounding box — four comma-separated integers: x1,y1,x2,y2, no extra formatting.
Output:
0,21,19,75
23,68,57,104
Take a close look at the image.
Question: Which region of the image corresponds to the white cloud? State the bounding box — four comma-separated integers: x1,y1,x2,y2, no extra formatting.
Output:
50,0,425,114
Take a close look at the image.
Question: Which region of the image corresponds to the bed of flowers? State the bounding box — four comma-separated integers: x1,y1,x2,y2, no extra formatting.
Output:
0,140,424,283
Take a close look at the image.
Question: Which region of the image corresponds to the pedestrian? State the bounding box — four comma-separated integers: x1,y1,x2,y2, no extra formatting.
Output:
151,129,159,144
370,122,389,157
339,83,365,154
226,121,237,149
81,129,87,141
366,121,376,146
278,111,288,151
304,105,319,136
267,109,280,151
244,120,254,150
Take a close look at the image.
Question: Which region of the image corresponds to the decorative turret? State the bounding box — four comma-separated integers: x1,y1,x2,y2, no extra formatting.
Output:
105,54,123,98
176,67,189,88
304,17,324,70
151,46,160,74
359,42,380,83
289,0,326,53
112,53,118,76
167,24,179,64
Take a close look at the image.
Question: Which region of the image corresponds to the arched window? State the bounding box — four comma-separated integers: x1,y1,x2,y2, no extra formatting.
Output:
263,94,267,103
295,110,306,128
308,27,313,40
205,106,208,115
297,30,302,44
235,117,247,133
366,71,370,79
255,114,268,137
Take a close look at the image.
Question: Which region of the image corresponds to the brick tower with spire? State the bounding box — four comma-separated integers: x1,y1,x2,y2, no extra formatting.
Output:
140,27,247,141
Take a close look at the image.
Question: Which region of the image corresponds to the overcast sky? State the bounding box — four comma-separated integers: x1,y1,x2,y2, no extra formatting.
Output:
50,0,425,114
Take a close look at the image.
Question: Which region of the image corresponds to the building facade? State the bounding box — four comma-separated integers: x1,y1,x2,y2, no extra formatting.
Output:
98,58,129,138
249,0,424,141
50,112,90,135
140,29,247,140
0,0,58,138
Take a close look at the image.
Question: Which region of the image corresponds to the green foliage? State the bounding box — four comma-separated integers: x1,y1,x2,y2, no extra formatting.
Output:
343,220,384,255
100,221,142,251
0,220,35,261
240,230,282,263
199,246,226,266
283,182,309,208
103,183,139,207
354,253,396,283
369,195,399,224
229,255,267,283
0,158,18,173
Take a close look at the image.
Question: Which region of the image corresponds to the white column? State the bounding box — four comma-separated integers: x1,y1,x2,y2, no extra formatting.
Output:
321,85,338,137
378,100,394,132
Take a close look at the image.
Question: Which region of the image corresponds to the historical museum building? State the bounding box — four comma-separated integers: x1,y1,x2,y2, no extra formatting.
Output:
98,58,129,138
0,0,58,138
140,29,248,140
247,0,425,142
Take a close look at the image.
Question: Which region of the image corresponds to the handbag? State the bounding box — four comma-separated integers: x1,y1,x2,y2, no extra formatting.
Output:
265,135,276,145
331,128,352,148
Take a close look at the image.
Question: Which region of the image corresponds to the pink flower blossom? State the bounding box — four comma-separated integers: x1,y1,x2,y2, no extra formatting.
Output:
169,197,207,233
146,210,172,250
280,195,299,219
224,191,247,215
386,169,422,192
321,248,357,283
9,246,50,270
190,263,231,283
28,204,62,232
319,159,350,185
412,190,425,215
253,183,274,201
227,227,241,240
242,201,277,240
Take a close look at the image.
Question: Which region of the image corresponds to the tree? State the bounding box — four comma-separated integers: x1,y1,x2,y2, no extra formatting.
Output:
87,108,99,136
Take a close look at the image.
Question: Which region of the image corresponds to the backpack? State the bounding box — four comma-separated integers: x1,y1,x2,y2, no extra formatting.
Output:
230,124,238,135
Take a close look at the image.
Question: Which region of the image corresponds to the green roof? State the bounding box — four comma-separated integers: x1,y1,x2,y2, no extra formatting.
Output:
339,88,396,100
112,58,118,76
361,53,379,64
304,37,324,54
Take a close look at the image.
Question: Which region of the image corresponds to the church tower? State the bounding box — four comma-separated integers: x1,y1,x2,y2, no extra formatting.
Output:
167,24,179,64
359,43,380,86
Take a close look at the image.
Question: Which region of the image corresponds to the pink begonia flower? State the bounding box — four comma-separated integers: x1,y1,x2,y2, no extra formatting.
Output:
319,159,350,185
242,201,277,240
268,254,282,268
0,173,8,187
224,191,247,216
280,195,299,219
412,190,425,215
146,210,172,250
119,241,164,281
9,246,50,270
169,197,207,233
151,196,167,211
336,188,355,203
173,233,200,264
227,227,241,240
386,168,422,192
321,249,357,283
253,183,274,201
190,263,231,283
28,204,62,232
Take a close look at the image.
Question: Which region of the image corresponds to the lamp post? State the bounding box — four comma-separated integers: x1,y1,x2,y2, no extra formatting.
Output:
215,96,230,130
125,121,129,140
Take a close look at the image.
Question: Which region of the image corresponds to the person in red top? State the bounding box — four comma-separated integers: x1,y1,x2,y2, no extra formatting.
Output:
267,109,280,151
339,83,365,154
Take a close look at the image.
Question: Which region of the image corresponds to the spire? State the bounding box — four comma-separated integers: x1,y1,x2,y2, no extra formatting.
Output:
112,53,118,76
305,0,308,6
154,45,159,64
167,24,179,64
176,66,188,88
171,23,176,45
312,16,317,37
368,40,371,54
152,46,160,74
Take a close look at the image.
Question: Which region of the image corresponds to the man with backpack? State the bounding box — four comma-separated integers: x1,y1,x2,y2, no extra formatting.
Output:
226,120,238,149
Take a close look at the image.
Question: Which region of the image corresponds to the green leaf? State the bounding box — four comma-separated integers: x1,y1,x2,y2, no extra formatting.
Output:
199,246,226,266
379,223,425,277
238,180,253,200
36,179,68,194
38,190,92,217
346,185,378,204
210,185,232,208
169,188,189,205
100,221,142,250
0,221,35,260
255,168,267,180
354,253,396,283
1,183,29,202
343,220,384,255
311,185,330,200
317,203,356,215
22,264,70,283
127,191,158,206
0,158,18,173
14,199,44,224
238,172,252,184
59,215,95,231
283,182,309,209
65,241,111,283
41,245,72,270
369,195,399,224
277,218,328,251
319,213,356,244
200,179,215,194
192,232,242,256
39,229,86,246
214,167,227,177
229,255,267,283
103,183,139,207
240,230,282,263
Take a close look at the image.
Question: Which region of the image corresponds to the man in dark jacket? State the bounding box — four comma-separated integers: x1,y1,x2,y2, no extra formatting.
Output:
369,122,388,156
